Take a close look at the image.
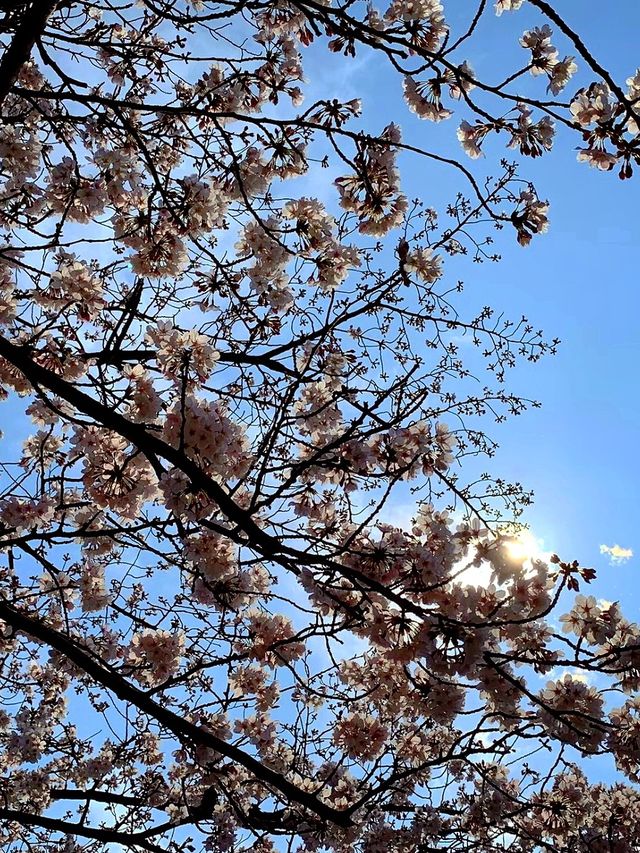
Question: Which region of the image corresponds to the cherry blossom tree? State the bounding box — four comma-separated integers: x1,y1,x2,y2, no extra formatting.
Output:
0,0,639,850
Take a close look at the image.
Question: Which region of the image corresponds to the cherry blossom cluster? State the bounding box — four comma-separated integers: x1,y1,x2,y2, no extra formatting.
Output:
335,124,408,236
125,629,185,687
520,25,578,94
162,396,252,480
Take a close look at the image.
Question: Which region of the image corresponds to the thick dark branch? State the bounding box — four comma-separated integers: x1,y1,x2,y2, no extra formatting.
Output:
0,0,59,108
0,333,282,556
50,788,145,807
85,346,299,378
0,332,438,624
0,806,166,853
0,597,353,828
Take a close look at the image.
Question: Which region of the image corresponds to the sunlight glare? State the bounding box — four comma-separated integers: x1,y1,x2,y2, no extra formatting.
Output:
504,529,551,564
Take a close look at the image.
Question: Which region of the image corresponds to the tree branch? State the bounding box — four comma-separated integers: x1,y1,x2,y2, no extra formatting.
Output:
0,597,353,828
0,0,59,108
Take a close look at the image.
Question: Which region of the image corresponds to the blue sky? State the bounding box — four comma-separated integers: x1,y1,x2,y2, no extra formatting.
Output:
294,0,640,605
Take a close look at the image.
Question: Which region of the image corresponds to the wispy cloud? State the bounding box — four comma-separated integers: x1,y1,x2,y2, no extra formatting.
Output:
600,543,633,564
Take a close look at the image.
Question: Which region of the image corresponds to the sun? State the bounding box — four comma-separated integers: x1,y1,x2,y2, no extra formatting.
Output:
503,529,550,564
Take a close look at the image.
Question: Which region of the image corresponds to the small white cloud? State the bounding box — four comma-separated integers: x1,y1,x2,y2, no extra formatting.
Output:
600,543,633,564
545,667,593,686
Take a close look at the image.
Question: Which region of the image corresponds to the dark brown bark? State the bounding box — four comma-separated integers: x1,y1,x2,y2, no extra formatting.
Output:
0,0,59,108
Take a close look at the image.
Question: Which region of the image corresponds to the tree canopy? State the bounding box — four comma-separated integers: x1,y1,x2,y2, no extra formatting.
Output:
0,0,639,850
